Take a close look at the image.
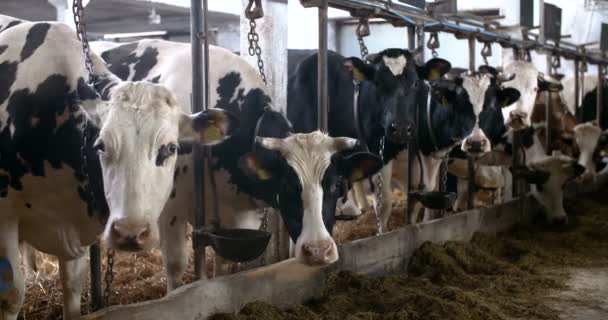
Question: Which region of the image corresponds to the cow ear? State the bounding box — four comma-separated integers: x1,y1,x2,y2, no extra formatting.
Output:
343,57,373,81
338,152,383,182
238,152,274,181
496,87,521,108
423,58,452,81
537,75,563,92
179,108,239,145
431,86,455,108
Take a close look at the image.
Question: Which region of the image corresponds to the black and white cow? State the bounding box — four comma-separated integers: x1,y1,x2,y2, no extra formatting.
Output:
93,39,382,281
0,19,238,319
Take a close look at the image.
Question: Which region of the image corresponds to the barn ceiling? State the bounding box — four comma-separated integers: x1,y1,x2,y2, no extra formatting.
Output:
0,0,239,38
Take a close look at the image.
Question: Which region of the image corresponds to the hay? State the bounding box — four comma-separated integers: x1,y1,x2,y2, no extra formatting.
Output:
212,189,608,320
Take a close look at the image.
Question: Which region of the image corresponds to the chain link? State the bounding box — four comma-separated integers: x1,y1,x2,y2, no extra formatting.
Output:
372,137,385,234
247,19,267,86
103,249,115,306
73,0,115,308
427,32,440,58
481,42,492,66
357,36,369,60
72,0,95,85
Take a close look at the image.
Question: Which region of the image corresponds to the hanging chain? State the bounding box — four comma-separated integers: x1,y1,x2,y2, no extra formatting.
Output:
356,17,370,60
441,154,448,193
523,48,532,62
481,41,492,66
551,53,561,75
72,0,95,85
103,249,115,306
73,0,115,307
427,32,440,57
372,137,385,234
245,0,267,86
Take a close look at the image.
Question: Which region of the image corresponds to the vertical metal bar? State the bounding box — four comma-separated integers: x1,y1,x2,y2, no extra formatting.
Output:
318,0,329,132
89,242,103,311
466,37,475,210
539,0,551,155
407,25,421,224
574,58,581,123
191,0,207,280
407,26,415,50
599,64,605,129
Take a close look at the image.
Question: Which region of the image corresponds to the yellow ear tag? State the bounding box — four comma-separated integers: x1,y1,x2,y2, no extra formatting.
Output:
351,168,364,181
429,68,441,81
352,68,366,81
245,156,271,180
201,125,222,144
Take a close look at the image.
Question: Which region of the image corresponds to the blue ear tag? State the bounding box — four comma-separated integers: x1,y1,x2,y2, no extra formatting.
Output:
0,257,15,294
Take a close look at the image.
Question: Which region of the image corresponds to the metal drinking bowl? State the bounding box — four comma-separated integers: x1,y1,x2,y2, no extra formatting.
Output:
207,228,271,262
410,191,457,210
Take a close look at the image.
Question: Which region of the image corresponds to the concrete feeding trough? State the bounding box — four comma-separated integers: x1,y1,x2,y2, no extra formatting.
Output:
81,173,607,320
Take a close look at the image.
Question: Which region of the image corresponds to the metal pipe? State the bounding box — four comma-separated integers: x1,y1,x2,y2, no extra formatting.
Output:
407,26,415,50
574,58,581,123
467,37,475,210
599,64,605,129
320,0,608,65
89,242,103,310
191,0,208,280
318,0,329,132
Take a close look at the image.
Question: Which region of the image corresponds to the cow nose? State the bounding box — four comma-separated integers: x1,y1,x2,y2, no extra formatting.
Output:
301,239,337,265
507,110,528,130
110,221,151,251
388,121,409,143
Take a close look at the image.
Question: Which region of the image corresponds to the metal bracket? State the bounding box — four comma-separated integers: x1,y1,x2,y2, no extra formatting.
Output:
245,0,264,20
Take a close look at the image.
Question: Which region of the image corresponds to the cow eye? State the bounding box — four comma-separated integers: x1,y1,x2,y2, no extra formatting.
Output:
156,143,178,166
93,140,105,155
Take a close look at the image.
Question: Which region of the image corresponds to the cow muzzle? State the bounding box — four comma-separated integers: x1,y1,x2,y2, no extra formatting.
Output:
300,239,338,266
461,136,491,156
387,121,413,144
506,110,528,130
108,220,152,251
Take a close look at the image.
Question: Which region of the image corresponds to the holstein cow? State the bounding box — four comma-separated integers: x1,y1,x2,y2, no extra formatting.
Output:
390,65,521,224
287,50,500,227
0,20,237,320
457,61,588,223
93,40,383,282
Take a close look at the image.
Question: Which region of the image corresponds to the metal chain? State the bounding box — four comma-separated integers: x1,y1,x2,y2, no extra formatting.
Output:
551,54,561,74
427,32,440,58
372,137,385,234
72,0,95,85
103,249,115,306
259,207,268,265
356,17,370,60
481,41,492,66
247,19,267,86
73,0,115,308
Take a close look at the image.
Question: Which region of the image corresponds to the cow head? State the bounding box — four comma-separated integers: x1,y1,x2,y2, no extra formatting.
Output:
345,49,442,144
502,61,562,130
82,80,237,251
528,152,585,224
452,66,521,155
573,122,602,181
239,131,382,265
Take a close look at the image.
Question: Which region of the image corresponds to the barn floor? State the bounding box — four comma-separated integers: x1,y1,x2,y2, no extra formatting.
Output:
17,188,608,320
209,189,608,320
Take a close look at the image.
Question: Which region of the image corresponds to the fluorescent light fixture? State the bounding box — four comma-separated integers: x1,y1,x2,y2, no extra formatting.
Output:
103,31,168,39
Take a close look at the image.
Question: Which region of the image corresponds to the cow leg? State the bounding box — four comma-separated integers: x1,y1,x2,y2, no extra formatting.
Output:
374,162,393,231
351,181,370,211
58,255,87,320
0,218,22,320
159,213,188,291
19,242,37,282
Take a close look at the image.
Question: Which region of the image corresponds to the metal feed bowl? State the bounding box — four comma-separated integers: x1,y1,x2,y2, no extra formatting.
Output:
206,228,271,263
409,191,457,210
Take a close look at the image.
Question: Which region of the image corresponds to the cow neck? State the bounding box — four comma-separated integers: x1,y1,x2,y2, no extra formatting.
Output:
352,80,366,149
424,81,441,154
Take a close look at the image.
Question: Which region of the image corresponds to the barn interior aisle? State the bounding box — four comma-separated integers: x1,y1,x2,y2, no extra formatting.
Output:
211,190,608,320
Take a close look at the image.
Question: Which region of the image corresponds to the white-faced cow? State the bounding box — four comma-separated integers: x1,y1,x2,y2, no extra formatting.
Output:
93,39,382,283
0,20,238,319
